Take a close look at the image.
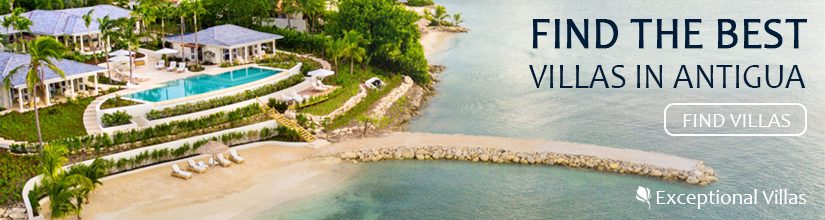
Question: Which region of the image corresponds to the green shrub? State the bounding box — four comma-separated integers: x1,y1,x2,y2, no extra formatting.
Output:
0,152,39,206
10,104,265,154
146,74,304,120
267,98,289,113
101,111,133,127
255,26,331,56
101,96,140,110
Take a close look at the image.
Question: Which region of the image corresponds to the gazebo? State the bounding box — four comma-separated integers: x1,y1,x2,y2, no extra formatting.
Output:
163,24,284,64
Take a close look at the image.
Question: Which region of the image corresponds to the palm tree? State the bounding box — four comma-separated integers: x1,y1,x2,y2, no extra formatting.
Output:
82,9,98,63
189,0,205,65
296,0,324,33
114,18,141,84
175,1,187,66
96,15,114,78
341,30,366,75
35,144,93,219
325,38,345,70
156,2,173,46
281,0,300,29
452,13,463,26
2,37,67,144
3,8,30,52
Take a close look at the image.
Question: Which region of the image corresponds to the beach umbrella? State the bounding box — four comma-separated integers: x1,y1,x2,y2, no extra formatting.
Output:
308,69,335,79
196,141,229,155
108,49,134,57
107,55,130,63
154,48,178,55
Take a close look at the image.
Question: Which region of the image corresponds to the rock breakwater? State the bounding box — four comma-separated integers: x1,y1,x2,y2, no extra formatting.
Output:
331,145,717,185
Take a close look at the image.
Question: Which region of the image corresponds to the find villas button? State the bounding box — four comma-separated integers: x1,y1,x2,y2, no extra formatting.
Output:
663,103,807,136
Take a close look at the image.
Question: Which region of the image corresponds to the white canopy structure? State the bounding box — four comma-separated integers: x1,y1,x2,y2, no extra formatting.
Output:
108,49,134,57
107,55,130,63
154,48,178,55
307,69,335,79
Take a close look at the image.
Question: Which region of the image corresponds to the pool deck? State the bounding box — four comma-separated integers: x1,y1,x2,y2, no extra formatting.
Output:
83,56,293,134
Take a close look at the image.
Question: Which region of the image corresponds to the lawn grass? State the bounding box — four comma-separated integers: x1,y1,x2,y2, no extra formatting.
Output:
0,151,39,206
0,97,92,142
298,84,359,115
297,65,379,116
326,75,402,130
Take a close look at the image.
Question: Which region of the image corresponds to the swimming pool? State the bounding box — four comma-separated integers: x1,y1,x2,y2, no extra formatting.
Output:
126,67,282,102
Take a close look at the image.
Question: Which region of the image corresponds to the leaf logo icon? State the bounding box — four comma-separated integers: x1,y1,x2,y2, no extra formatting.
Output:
636,186,651,210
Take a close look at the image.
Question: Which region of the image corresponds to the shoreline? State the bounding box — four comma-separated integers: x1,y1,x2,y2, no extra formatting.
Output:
81,132,716,219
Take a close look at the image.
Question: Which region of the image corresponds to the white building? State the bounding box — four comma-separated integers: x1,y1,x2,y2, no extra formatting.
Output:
0,52,106,111
163,24,284,64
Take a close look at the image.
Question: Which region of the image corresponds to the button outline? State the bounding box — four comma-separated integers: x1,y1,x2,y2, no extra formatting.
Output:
663,103,808,137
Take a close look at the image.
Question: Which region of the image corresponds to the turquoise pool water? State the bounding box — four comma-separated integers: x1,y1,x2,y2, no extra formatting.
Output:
125,67,282,102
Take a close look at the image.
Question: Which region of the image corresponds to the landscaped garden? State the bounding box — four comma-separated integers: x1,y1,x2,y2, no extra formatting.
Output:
0,97,93,142
100,96,140,110
145,74,305,120
0,151,39,206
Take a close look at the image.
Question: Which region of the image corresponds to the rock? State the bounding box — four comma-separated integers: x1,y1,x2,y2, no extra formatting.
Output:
8,212,25,220
10,208,23,214
479,153,490,162
686,176,699,184
0,208,5,216
650,169,663,177
402,150,414,159
340,152,357,160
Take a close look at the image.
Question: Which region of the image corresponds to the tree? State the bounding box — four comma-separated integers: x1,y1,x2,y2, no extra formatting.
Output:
2,36,67,144
296,0,325,33
114,17,142,84
82,9,99,63
155,2,174,45
452,13,463,26
357,115,385,137
3,8,31,52
35,0,64,10
189,0,206,64
175,1,187,65
326,0,430,83
96,15,115,78
35,144,93,219
341,30,366,75
325,38,345,70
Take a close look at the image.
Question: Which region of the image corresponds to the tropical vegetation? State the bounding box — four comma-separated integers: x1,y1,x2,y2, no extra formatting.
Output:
100,96,139,109
405,0,434,7
0,97,92,142
2,36,69,144
0,151,39,206
10,104,267,154
101,110,132,127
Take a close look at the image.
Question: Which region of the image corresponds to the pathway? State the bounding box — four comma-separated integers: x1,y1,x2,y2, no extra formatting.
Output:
83,93,115,135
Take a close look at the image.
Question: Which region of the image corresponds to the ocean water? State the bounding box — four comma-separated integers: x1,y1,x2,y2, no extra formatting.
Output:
126,67,281,102
262,0,825,218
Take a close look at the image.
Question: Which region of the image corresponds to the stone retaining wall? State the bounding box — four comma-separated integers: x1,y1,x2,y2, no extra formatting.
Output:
330,146,717,185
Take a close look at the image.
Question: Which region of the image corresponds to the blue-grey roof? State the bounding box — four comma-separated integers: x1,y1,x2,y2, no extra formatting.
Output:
164,24,284,47
0,5,131,36
0,52,105,87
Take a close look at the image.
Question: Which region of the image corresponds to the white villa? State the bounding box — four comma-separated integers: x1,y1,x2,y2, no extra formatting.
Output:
0,52,106,111
163,24,284,64
0,5,133,54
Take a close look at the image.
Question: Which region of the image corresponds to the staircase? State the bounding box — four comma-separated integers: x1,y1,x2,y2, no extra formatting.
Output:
256,98,316,142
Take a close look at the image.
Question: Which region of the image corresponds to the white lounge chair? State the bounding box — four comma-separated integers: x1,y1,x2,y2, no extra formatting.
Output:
167,61,178,71
229,149,245,164
198,161,208,169
155,60,165,70
312,81,329,92
187,159,207,173
171,164,192,179
176,62,186,73
216,153,233,167
290,91,306,103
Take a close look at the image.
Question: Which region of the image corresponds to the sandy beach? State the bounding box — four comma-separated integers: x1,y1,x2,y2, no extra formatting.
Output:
80,132,711,219
79,143,356,220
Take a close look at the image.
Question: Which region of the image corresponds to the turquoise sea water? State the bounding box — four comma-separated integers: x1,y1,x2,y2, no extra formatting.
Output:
125,67,281,102
263,0,825,218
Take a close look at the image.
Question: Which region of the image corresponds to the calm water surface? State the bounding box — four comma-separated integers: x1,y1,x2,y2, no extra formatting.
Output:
262,0,825,218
